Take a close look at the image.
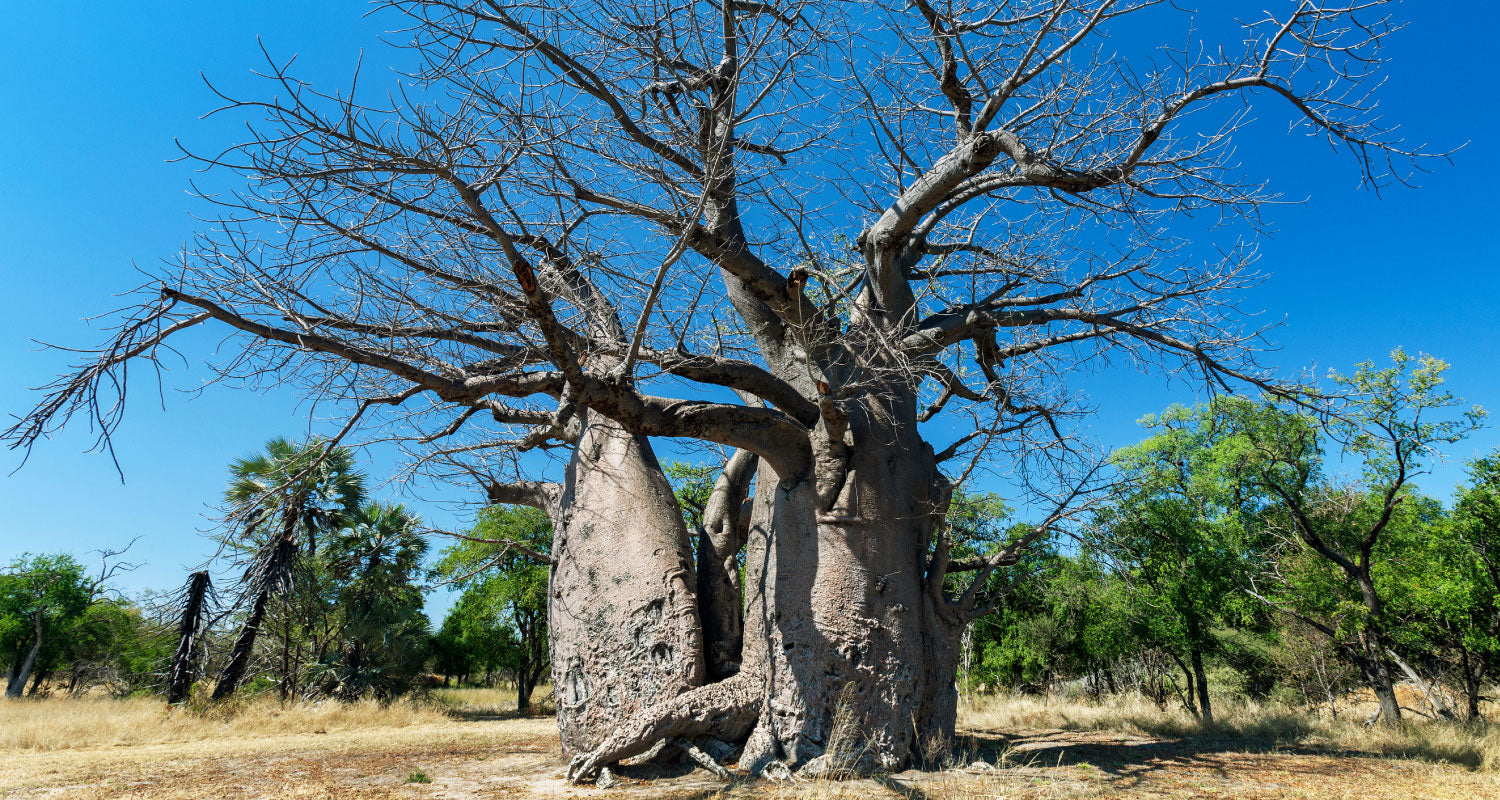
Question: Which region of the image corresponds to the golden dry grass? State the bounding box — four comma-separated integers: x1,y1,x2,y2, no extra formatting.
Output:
0,689,1496,799
0,694,455,753
961,691,1500,771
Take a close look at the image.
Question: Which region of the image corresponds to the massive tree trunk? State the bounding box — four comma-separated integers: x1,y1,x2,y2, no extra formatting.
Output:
738,392,952,773
548,410,707,756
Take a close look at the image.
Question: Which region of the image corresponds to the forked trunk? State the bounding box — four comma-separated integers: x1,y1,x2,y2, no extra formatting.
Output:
4,619,43,699
1459,646,1483,720
696,449,758,681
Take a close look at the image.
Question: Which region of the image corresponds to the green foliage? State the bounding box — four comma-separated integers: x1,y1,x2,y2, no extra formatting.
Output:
67,599,173,694
310,504,432,700
663,461,718,531
1,553,93,694
405,769,431,784
434,505,552,707
224,437,367,551
213,439,443,701
966,351,1498,719
971,545,1134,690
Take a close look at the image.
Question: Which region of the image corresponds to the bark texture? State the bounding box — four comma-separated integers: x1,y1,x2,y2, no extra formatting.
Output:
743,395,952,771
696,449,758,681
549,411,706,756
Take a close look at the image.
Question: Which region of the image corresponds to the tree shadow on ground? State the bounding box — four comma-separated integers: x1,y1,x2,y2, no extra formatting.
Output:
440,706,536,723
950,721,1487,789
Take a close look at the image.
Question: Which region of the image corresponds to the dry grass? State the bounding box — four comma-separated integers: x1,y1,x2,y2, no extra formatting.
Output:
961,691,1500,771
0,694,456,752
0,688,558,799
430,684,540,716
2,688,1498,798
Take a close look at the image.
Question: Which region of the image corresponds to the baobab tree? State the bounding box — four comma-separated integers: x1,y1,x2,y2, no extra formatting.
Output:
8,0,1428,780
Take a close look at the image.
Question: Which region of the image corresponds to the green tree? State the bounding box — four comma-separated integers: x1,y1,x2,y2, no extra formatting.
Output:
1106,404,1275,723
437,505,552,711
214,437,366,700
432,590,515,687
1,553,92,698
971,546,1133,695
315,504,432,700
61,598,171,696
1428,451,1500,719
1215,351,1483,723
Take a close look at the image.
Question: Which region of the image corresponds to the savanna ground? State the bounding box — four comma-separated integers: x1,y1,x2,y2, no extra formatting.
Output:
3,687,1498,800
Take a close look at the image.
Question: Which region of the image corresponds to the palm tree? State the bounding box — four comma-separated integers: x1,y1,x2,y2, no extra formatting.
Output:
211,438,365,700
322,503,430,700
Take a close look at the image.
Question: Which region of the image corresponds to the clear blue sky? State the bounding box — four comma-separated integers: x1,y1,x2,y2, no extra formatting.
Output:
2,2,1498,613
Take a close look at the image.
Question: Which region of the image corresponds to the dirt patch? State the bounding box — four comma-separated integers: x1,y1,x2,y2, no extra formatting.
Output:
3,717,1494,799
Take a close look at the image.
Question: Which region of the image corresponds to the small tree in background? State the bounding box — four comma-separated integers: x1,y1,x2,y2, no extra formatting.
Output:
437,505,552,712
1,554,92,697
316,504,432,701
1425,452,1500,719
1221,352,1484,723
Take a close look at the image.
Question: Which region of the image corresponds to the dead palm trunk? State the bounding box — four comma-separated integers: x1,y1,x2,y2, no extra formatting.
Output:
213,527,297,700
166,571,212,704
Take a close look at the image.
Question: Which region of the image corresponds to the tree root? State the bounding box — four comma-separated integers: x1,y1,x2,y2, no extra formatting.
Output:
566,670,760,784
676,738,735,780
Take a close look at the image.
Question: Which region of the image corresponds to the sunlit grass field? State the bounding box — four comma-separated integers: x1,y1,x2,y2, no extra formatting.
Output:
961,691,1500,772
2,687,1498,798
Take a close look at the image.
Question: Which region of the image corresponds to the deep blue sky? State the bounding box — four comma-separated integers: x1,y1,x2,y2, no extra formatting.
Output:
2,2,1498,613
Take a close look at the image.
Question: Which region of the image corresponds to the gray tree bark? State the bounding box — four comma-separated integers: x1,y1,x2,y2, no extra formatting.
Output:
548,410,707,756
735,392,955,772
696,449,758,682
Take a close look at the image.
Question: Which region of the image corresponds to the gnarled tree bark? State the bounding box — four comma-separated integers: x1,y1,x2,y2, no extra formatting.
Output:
547,410,706,756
